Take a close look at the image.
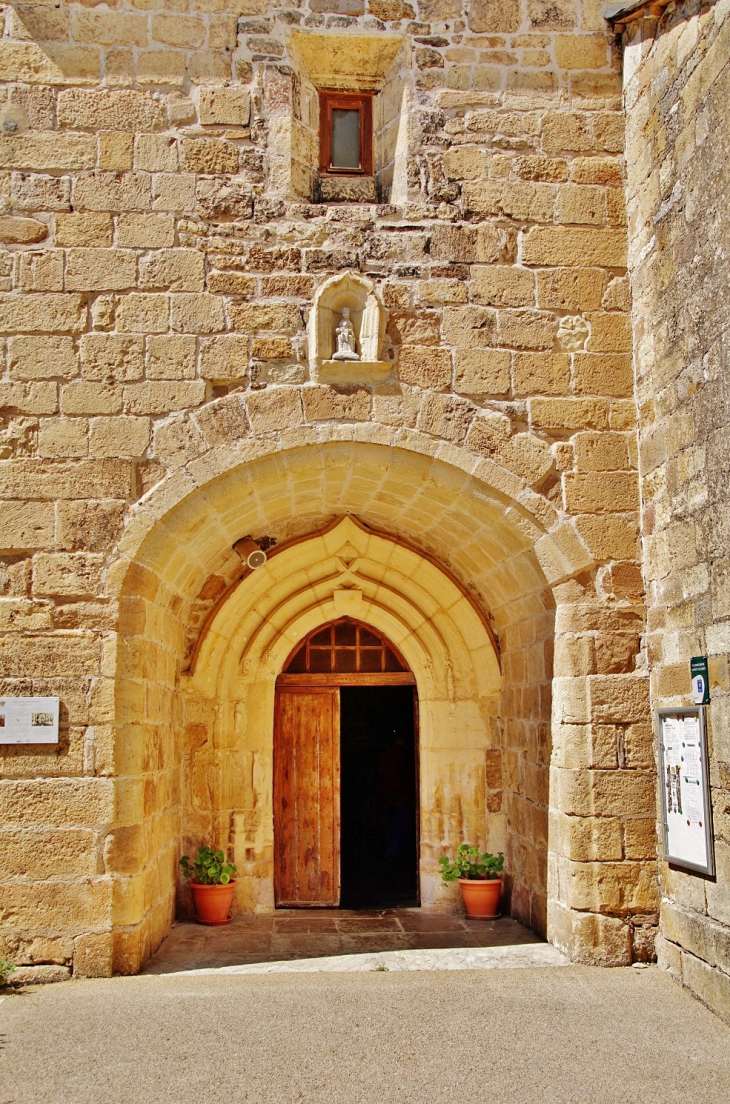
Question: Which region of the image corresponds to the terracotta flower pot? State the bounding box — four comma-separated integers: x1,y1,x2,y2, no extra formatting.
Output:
458,877,502,920
190,881,236,926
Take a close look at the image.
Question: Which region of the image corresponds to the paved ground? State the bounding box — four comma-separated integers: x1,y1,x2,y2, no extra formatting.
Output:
1,965,729,1104
145,909,541,973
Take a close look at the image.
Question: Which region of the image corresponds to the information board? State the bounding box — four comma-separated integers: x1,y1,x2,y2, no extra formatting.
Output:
657,706,714,876
0,697,60,744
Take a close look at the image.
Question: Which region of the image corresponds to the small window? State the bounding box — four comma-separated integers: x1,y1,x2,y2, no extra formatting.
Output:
319,91,373,177
283,619,408,675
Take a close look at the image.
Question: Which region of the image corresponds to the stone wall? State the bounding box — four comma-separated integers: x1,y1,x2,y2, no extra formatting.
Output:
0,0,657,977
622,0,730,1021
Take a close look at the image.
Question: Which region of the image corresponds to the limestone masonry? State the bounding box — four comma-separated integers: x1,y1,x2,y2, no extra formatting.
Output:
0,0,726,1021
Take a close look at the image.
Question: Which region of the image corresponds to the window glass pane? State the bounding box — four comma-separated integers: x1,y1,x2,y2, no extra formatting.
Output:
360,648,383,672
334,621,357,646
309,648,332,673
331,108,360,169
384,646,406,672
286,644,307,673
333,648,356,673
311,627,331,646
359,627,381,647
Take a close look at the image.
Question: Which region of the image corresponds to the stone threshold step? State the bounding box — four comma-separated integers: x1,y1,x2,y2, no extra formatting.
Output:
154,943,570,977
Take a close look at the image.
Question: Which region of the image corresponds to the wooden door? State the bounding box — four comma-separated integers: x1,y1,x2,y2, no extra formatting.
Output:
274,687,340,907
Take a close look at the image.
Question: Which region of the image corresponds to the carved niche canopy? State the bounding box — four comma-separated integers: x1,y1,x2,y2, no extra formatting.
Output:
308,272,391,385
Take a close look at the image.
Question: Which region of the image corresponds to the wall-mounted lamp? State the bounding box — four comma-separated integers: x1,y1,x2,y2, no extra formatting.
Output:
233,536,267,570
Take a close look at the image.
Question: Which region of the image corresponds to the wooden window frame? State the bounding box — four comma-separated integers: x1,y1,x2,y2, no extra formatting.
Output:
319,91,373,177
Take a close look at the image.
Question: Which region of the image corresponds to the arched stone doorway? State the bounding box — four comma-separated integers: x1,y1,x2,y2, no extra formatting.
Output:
274,618,419,909
101,436,650,975
182,514,502,917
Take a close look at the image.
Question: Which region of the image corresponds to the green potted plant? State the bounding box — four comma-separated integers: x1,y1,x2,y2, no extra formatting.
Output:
439,844,504,919
180,846,237,926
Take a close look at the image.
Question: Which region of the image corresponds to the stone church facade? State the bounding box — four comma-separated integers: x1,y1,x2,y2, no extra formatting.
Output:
0,0,726,1018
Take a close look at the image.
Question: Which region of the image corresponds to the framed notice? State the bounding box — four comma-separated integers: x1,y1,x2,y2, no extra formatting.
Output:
657,706,714,876
0,697,59,745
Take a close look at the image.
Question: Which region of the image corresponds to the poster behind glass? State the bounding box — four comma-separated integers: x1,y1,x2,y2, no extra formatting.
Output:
657,706,714,875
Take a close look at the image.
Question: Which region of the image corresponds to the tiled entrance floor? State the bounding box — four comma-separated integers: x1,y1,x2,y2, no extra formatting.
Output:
144,910,542,974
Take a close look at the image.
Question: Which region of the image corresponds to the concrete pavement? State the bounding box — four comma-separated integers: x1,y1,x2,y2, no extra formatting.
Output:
1,964,728,1104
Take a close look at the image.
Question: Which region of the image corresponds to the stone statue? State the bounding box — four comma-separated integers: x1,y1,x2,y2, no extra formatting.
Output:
332,307,359,361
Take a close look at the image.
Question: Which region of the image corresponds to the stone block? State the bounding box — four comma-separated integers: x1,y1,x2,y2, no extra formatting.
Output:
521,227,627,267
98,132,134,172
72,173,151,213
139,250,205,292
55,212,113,248
418,280,468,305
89,417,150,458
563,471,639,513
417,392,474,443
541,111,593,152
246,388,304,435
61,383,123,416
57,501,125,553
554,34,607,69
146,335,197,380
228,303,302,333
33,552,105,597
463,181,556,223
0,502,55,551
181,138,239,174
116,214,176,249
116,294,169,334
513,351,571,395
548,900,632,965
443,145,488,180
398,346,452,391
81,335,144,383
430,224,503,264
471,266,535,308
441,305,496,348
199,336,249,382
152,14,206,48
454,349,511,395
556,767,655,819
71,10,148,47
38,418,88,459
57,90,164,132
0,293,85,334
497,309,555,349
537,268,605,311
207,272,256,297
573,431,629,471
65,249,137,293
0,135,96,174
171,294,226,335
680,949,730,1024
573,515,639,560
137,50,186,88
302,386,371,423
585,314,632,354
469,0,522,32
199,87,250,126
571,157,622,186
12,965,71,985
123,381,206,416
251,337,293,360
9,336,77,381
566,859,659,913
73,932,113,978
0,216,47,245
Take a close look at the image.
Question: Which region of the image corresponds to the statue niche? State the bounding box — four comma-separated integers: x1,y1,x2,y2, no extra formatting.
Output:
308,272,390,384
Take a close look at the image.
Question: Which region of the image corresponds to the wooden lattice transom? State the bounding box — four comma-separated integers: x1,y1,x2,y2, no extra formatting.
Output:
283,618,408,675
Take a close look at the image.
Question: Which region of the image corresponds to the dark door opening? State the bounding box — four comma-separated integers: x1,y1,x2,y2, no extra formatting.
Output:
339,685,419,909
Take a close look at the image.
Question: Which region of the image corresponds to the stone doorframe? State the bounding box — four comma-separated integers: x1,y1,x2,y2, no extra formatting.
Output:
101,430,656,974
